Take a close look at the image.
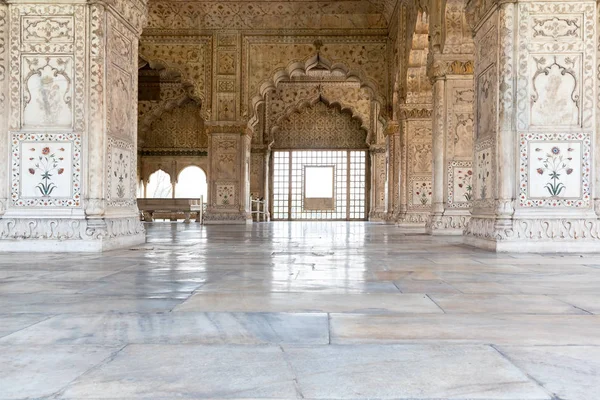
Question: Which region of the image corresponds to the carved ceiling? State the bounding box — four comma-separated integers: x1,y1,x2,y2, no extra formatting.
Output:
145,0,400,31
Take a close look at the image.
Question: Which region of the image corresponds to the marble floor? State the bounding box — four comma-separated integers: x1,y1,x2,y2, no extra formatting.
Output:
1,222,599,400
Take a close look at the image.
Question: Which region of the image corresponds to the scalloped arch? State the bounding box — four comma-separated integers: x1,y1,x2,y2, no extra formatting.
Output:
249,55,386,135
137,54,206,140
138,53,206,109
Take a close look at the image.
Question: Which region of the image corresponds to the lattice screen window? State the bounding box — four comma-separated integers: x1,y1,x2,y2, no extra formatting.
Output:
272,150,367,221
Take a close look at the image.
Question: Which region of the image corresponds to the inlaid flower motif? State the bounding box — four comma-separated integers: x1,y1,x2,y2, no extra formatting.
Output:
535,145,574,197
29,146,66,197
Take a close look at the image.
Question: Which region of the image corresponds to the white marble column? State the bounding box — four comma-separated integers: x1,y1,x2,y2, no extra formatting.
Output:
465,0,600,252
385,121,401,222
396,107,434,232
369,145,388,222
426,59,474,235
204,122,252,224
0,0,148,252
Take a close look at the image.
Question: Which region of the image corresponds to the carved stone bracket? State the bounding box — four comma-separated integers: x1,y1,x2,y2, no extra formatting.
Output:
91,0,149,35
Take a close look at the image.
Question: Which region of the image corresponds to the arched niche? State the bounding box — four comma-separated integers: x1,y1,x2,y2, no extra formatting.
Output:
175,166,208,200
143,99,206,150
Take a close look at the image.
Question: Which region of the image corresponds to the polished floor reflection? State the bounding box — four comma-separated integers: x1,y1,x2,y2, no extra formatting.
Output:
1,222,599,399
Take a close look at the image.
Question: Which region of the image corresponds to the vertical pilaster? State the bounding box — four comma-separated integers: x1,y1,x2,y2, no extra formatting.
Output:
204,122,252,224
0,2,7,217
396,106,434,232
427,59,475,235
369,145,388,222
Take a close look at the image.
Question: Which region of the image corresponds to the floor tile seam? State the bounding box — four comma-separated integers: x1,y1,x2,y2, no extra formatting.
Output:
34,398,558,400
47,344,130,400
0,314,55,340
488,344,560,400
424,294,447,314
544,295,595,315
277,344,305,399
327,312,600,317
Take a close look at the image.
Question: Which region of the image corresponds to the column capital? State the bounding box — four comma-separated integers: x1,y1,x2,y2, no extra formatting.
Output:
384,121,400,137
205,121,251,136
397,105,432,121
466,0,516,32
427,54,475,83
88,0,148,35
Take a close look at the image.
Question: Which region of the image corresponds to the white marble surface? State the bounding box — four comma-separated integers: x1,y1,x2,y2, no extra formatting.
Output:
0,312,329,345
0,222,598,399
498,345,600,400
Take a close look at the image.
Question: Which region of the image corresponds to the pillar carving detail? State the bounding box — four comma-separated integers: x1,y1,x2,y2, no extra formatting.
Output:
465,0,600,252
204,122,252,224
0,1,148,252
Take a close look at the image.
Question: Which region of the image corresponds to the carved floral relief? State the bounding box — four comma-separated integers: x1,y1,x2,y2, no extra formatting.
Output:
475,147,492,201
529,55,580,128
22,56,73,128
476,65,496,139
107,138,136,207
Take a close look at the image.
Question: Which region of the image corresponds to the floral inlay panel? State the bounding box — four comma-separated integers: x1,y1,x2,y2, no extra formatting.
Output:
447,161,473,208
12,133,81,207
216,184,236,206
520,132,590,207
107,138,136,208
410,179,432,208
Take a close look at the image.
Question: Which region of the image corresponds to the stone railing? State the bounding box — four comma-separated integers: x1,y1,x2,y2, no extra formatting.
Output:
251,198,268,222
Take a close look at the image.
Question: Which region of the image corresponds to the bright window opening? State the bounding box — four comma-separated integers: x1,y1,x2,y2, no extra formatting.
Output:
175,166,207,201
146,170,172,198
305,166,334,198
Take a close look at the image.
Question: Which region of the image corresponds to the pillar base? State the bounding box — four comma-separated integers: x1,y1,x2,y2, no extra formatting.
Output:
368,211,388,222
464,216,600,253
0,215,145,252
203,211,252,225
426,213,470,236
396,212,428,233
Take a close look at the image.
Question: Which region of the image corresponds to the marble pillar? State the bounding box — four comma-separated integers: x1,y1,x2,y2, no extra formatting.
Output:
0,0,148,252
426,58,475,235
386,121,401,222
369,145,388,222
396,107,434,232
204,122,252,224
465,0,600,252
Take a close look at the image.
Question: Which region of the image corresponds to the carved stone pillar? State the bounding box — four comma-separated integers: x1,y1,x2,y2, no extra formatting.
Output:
204,122,252,224
0,1,148,252
385,121,401,222
250,145,270,220
369,145,388,222
396,107,434,232
0,3,7,218
465,0,600,251
426,58,475,235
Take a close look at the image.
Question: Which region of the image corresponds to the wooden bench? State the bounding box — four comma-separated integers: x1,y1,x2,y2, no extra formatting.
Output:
137,198,204,223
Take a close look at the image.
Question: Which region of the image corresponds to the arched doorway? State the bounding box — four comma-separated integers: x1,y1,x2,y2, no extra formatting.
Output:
176,166,208,201
270,101,369,221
